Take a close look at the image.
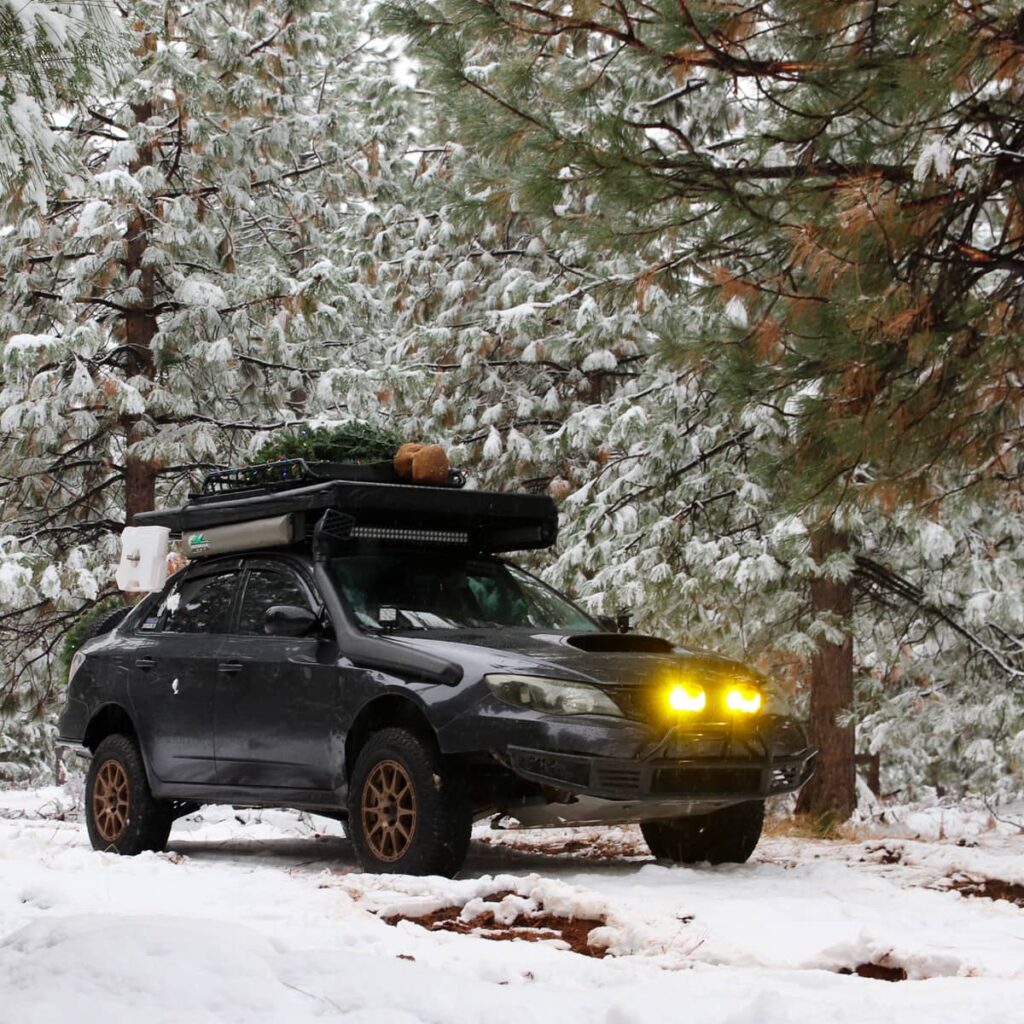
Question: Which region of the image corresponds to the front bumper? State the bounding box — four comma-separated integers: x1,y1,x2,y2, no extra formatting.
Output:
507,743,816,802
501,713,816,808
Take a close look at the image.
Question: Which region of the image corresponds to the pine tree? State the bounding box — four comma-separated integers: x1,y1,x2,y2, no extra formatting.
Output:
383,0,1024,815
0,0,409,775
0,1,124,207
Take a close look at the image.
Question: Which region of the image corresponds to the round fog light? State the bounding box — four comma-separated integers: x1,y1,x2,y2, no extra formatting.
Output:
668,681,706,713
725,683,762,714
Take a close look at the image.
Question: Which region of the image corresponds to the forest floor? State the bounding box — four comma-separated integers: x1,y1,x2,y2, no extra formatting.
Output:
1,784,1022,1024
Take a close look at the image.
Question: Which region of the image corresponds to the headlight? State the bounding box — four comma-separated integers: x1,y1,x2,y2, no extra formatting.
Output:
485,674,623,718
724,682,763,714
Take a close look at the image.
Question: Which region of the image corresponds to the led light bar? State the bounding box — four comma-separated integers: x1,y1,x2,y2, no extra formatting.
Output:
349,525,471,545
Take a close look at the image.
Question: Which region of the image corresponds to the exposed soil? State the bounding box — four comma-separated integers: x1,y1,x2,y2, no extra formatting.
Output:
380,889,608,958
478,830,648,861
951,878,1024,908
838,963,908,982
859,843,904,865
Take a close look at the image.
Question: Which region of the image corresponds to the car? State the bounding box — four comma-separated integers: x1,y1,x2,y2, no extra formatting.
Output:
59,459,815,876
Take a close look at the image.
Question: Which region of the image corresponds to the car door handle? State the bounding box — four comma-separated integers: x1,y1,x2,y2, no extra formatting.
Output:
218,661,243,676
135,657,155,671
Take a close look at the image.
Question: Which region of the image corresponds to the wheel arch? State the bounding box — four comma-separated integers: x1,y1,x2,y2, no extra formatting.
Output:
344,694,437,780
83,702,139,754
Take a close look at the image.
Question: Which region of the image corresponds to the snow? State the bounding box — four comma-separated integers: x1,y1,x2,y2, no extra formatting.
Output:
1,787,1022,1023
176,279,227,308
914,139,954,182
724,296,748,328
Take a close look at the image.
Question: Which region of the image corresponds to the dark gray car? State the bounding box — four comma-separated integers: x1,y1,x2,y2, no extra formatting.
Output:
59,464,814,876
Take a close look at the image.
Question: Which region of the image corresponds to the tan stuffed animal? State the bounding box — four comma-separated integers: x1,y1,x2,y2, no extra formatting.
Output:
394,443,450,486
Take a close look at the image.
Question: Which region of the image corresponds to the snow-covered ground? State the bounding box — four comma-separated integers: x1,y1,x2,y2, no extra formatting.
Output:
1,786,1022,1023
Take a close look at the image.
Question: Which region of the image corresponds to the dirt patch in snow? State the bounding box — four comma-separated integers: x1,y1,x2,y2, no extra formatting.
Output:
951,878,1024,908
477,830,648,861
859,843,905,865
838,963,908,982
381,889,608,958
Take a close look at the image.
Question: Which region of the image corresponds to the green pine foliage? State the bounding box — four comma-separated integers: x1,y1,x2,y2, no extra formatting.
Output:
384,0,1024,506
380,0,1024,804
58,598,128,674
254,422,403,465
1,0,1022,804
0,0,411,775
0,1,124,208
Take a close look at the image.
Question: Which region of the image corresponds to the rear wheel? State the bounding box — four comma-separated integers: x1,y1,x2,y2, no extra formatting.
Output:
641,800,765,864
347,727,471,877
85,734,173,855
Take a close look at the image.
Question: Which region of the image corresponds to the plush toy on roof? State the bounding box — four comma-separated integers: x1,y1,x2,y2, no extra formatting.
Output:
254,422,452,486
392,442,450,486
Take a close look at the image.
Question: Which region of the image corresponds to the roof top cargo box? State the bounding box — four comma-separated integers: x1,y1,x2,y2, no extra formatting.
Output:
133,459,558,554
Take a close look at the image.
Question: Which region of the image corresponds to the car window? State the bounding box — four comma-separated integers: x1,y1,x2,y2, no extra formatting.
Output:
326,550,597,632
236,568,312,635
162,572,237,634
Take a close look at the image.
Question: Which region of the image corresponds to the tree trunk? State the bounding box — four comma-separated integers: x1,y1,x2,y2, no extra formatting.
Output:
123,98,157,525
796,524,856,820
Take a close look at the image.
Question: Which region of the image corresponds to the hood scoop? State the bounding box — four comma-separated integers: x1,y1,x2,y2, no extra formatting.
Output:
565,633,674,654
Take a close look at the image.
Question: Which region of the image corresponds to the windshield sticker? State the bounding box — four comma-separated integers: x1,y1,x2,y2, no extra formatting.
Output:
188,532,209,553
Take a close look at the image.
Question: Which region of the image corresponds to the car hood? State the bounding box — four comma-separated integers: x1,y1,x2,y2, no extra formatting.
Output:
382,629,756,688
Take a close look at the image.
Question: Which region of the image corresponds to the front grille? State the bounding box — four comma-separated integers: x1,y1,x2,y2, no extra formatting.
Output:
606,686,660,722
511,750,591,788
592,762,643,795
606,679,751,725
650,766,761,796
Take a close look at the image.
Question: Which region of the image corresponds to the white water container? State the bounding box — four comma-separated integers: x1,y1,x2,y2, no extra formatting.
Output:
115,526,171,593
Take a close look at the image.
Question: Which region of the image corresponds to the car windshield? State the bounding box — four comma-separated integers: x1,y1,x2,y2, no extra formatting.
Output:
327,549,599,632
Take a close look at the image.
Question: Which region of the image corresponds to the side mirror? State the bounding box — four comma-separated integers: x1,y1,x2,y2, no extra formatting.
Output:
264,604,318,637
597,612,632,634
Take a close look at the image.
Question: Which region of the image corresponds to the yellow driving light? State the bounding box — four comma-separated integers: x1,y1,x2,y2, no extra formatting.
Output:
668,681,706,713
725,682,763,714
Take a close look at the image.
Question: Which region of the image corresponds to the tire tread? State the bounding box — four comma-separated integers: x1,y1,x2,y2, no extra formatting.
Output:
85,733,172,855
347,726,471,877
641,800,765,864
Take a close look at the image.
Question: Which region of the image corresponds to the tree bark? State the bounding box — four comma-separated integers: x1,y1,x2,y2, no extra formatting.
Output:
796,524,857,820
123,99,157,525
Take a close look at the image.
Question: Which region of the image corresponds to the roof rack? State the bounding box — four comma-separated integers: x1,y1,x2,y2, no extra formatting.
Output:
196,458,466,499
135,467,557,555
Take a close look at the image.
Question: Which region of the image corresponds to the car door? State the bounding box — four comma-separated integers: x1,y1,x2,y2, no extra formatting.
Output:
214,560,341,791
129,564,241,785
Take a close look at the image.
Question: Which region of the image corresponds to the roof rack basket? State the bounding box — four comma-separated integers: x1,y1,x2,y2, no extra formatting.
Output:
198,458,466,499
136,462,555,554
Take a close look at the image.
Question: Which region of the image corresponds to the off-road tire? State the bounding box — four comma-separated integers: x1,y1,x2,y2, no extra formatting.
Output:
83,605,131,642
85,734,173,855
347,727,471,877
641,800,765,865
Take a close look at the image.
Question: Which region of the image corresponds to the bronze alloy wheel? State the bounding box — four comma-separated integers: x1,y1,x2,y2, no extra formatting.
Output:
361,758,417,862
92,758,131,843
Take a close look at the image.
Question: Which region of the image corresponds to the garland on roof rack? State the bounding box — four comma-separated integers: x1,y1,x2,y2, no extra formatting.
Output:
208,422,464,491
254,422,403,465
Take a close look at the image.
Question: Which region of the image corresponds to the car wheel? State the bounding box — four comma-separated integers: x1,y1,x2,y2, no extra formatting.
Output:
641,800,765,865
347,727,471,877
85,734,173,855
